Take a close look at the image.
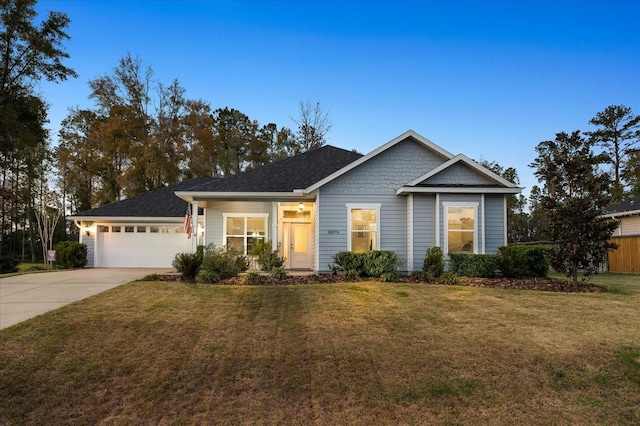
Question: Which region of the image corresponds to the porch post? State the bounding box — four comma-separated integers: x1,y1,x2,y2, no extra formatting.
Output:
271,202,278,251
191,201,198,253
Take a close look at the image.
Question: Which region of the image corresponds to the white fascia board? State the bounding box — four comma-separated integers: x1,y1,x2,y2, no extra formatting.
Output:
404,154,519,188
396,186,523,195
304,130,454,193
67,216,184,223
601,209,640,218
174,191,312,201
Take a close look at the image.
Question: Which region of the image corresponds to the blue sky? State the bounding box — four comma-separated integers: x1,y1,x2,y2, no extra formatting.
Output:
35,0,640,199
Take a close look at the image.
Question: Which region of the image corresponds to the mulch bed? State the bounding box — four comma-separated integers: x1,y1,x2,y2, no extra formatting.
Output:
145,273,607,293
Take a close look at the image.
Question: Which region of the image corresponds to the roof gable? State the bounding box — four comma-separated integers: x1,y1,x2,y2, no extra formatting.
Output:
406,154,517,188
304,130,453,193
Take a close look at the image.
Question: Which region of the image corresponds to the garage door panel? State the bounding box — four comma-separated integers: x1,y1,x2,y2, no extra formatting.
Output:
97,225,192,267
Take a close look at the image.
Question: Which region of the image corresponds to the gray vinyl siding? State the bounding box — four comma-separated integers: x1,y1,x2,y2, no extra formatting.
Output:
317,139,448,272
83,235,95,267
484,194,506,253
412,194,436,270
423,162,498,186
204,201,273,247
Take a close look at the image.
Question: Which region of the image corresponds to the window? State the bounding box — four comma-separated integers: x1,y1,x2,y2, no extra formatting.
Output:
125,226,134,233
112,226,121,232
150,226,160,233
223,214,268,255
444,203,478,254
137,226,147,233
347,204,380,252
98,225,109,233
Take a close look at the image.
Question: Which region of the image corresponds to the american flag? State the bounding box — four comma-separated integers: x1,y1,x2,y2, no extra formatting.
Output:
183,204,192,239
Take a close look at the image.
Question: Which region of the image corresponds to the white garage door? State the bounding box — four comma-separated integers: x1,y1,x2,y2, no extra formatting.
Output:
96,224,193,268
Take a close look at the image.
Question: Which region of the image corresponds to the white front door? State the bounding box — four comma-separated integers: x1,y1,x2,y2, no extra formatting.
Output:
286,223,311,269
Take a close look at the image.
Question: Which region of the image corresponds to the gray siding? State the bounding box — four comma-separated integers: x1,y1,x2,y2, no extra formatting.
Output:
317,139,448,272
204,201,273,247
412,194,436,271
423,162,498,186
82,235,95,268
484,194,506,253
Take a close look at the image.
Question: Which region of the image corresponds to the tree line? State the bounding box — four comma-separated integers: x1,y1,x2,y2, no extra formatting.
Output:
1,0,637,276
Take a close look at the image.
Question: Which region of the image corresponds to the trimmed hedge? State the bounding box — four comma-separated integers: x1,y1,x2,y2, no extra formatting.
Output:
330,250,398,277
54,241,88,269
498,245,549,278
196,245,249,283
422,247,444,278
448,253,499,278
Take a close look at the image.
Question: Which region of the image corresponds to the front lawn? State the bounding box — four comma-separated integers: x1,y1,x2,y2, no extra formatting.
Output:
1,278,639,424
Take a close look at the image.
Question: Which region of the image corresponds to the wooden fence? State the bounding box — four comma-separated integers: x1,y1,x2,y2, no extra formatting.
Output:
608,236,640,273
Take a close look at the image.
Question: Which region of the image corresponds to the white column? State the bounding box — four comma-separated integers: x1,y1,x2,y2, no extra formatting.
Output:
271,202,278,251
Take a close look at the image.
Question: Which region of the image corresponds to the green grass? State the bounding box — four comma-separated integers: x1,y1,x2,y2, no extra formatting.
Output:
1,276,639,424
549,271,640,295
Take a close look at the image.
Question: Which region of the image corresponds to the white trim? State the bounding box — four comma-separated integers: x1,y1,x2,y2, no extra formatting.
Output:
175,191,311,202
222,213,269,255
404,154,519,188
407,194,414,271
271,202,278,251
435,193,440,248
442,201,479,254
305,130,454,193
503,195,508,247
601,209,640,218
314,191,321,271
68,216,186,222
396,186,522,195
346,203,382,251
481,194,486,254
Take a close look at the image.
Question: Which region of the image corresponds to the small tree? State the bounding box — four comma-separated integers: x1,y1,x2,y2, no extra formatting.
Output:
587,105,640,202
530,130,619,284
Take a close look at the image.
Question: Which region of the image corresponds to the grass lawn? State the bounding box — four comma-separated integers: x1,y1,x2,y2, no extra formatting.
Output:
1,275,639,424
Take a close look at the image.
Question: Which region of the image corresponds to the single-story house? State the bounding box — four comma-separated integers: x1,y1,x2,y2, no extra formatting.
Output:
602,195,640,273
69,130,521,272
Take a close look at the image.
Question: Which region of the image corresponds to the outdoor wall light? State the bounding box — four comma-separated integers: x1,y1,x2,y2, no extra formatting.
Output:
85,229,91,237
298,202,304,212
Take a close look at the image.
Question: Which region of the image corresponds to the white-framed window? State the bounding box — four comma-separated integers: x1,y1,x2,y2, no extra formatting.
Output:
346,203,381,252
223,213,269,255
443,202,478,254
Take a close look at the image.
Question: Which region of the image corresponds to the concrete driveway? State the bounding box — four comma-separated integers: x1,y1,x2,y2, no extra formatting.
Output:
0,268,172,330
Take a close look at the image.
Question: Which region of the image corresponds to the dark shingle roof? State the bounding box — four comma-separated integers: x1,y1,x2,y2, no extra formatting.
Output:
71,146,363,218
604,195,640,216
72,177,213,218
185,145,363,193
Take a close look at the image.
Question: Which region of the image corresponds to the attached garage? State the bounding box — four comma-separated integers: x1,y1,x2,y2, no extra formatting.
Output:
69,179,210,268
94,223,192,268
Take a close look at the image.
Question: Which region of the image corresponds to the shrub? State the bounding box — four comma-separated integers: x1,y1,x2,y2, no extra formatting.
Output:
362,251,398,276
448,253,499,278
196,245,249,283
498,245,549,278
269,267,287,280
330,251,364,274
249,239,285,271
343,269,361,281
330,250,398,277
0,256,18,274
410,270,433,282
172,246,204,281
438,272,461,285
423,247,444,278
54,241,88,269
244,271,266,285
381,271,399,282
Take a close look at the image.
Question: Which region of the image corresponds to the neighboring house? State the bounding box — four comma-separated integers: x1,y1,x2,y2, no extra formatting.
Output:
69,130,521,271
602,195,640,273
